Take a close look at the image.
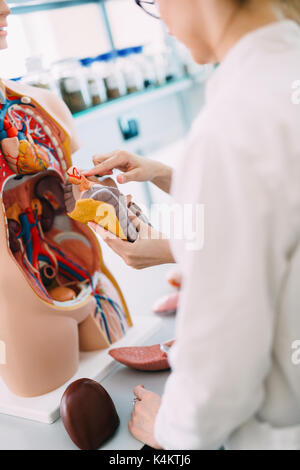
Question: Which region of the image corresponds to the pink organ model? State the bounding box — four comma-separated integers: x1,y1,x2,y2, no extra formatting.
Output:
0,79,132,397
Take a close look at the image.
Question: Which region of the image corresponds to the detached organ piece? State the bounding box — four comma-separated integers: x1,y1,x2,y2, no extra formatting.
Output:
65,166,150,243
60,378,120,450
109,340,175,371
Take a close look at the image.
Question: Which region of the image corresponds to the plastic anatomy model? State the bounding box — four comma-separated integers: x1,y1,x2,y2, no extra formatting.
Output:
152,269,181,315
65,166,149,242
0,79,132,397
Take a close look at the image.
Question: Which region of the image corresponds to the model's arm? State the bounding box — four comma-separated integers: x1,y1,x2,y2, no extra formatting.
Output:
83,150,173,194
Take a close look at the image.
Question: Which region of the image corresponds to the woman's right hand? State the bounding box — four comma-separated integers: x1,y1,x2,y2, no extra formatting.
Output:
82,150,173,194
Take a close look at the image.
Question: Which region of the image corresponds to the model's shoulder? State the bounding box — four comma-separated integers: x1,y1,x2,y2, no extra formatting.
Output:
4,79,80,152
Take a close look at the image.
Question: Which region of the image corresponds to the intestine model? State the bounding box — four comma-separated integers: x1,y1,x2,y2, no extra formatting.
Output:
65,166,149,242
0,80,132,398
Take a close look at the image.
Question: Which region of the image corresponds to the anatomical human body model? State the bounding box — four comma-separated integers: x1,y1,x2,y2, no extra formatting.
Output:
0,78,132,397
65,166,150,242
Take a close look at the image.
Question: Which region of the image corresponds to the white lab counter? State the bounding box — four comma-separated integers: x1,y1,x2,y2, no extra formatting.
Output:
0,316,175,450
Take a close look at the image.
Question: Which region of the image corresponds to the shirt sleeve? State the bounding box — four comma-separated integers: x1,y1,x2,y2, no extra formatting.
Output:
154,125,276,450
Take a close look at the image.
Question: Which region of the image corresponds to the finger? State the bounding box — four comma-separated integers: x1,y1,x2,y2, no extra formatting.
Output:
92,150,116,166
128,213,151,239
117,168,140,184
128,420,136,436
88,222,118,242
128,418,138,435
128,212,141,232
83,153,126,177
165,338,175,347
88,222,130,256
83,166,113,177
133,385,147,400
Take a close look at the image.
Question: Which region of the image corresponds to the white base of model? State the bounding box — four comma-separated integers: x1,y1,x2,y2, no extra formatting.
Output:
0,315,162,424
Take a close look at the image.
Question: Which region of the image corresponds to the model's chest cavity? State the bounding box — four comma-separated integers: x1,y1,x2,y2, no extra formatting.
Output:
0,101,63,176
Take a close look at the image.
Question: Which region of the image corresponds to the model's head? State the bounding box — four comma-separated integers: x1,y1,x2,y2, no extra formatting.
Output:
0,0,10,50
156,0,300,64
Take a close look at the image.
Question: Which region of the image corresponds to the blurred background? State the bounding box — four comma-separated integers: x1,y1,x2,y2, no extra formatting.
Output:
4,0,213,316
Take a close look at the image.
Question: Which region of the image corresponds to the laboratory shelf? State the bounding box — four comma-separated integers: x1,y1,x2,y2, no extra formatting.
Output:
73,77,194,124
9,0,99,14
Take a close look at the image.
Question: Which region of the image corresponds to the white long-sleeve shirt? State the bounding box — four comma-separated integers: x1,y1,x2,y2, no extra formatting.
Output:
154,20,300,450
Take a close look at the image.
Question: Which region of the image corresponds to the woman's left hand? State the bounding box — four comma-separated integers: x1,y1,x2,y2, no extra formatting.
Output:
88,216,175,270
129,385,162,449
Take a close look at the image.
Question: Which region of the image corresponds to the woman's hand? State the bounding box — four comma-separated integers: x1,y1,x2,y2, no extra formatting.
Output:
88,215,175,270
82,150,172,194
129,385,162,449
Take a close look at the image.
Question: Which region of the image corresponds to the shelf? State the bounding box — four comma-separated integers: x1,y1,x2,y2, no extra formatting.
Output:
9,0,99,14
73,77,194,124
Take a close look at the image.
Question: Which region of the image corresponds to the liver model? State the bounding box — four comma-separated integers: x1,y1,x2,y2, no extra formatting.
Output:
60,378,119,450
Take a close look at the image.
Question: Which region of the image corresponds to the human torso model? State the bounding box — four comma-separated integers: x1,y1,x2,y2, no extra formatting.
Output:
0,79,132,397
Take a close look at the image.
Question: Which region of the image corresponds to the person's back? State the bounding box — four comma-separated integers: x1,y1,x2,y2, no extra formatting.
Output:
224,20,300,447
161,20,300,450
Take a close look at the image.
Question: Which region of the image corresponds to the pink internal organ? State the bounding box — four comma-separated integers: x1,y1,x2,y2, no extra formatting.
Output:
109,343,173,371
153,291,179,315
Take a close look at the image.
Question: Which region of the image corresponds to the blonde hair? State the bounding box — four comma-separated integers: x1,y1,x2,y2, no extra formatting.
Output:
237,0,300,25
278,0,300,24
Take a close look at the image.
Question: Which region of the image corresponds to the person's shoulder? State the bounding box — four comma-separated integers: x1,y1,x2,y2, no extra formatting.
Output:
199,69,298,149
4,79,80,153
205,35,300,135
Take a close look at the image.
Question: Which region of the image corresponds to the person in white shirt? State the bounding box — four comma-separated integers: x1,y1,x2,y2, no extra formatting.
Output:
84,0,300,450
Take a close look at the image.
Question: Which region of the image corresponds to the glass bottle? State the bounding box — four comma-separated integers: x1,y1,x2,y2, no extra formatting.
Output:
53,58,92,114
116,48,144,94
80,57,107,107
96,52,127,100
130,46,156,89
23,56,57,93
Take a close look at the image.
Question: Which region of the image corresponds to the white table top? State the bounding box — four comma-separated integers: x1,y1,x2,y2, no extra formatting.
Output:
0,316,175,450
